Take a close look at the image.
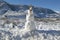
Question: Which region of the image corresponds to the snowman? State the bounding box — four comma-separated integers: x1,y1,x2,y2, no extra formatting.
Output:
24,5,36,31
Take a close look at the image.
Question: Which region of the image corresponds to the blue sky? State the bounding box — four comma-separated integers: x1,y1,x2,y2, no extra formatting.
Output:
4,0,60,11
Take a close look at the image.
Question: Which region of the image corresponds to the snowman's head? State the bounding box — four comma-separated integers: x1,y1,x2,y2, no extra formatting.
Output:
29,5,32,11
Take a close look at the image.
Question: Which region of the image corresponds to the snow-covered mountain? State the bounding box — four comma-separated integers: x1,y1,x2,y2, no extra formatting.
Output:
0,0,11,15
0,0,60,18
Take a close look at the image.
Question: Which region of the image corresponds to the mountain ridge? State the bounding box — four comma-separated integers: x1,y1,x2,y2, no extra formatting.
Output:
0,0,60,18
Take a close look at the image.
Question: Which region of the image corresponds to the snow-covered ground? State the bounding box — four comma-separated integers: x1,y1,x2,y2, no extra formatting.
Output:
35,21,60,30
0,19,60,40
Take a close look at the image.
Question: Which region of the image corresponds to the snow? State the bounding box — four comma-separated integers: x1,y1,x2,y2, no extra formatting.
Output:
54,10,60,13
0,18,60,40
35,21,60,30
0,9,60,40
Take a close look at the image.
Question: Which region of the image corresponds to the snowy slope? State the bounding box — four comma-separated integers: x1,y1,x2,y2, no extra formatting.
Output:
0,0,60,18
0,0,11,15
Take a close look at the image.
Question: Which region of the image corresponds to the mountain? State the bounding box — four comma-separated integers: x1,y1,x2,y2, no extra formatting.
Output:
0,0,11,15
0,0,60,18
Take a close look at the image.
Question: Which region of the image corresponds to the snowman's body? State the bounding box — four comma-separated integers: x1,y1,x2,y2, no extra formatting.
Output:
24,8,36,31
